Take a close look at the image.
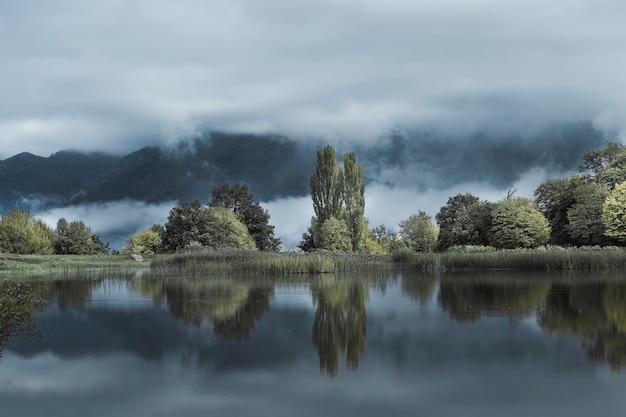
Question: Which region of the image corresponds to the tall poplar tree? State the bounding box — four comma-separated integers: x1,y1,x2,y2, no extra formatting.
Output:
310,145,344,225
302,146,366,252
342,152,365,252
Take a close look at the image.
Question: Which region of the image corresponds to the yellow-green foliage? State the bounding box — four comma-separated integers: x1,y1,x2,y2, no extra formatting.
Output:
361,232,386,254
0,280,45,347
399,211,438,253
319,217,352,253
604,283,626,333
0,208,54,255
603,180,626,242
490,198,550,249
124,230,161,254
206,207,257,250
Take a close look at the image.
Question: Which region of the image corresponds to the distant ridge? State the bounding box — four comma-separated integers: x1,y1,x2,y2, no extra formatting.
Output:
0,123,611,214
0,133,318,212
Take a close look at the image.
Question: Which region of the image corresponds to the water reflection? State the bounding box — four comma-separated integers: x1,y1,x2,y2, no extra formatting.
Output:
437,275,550,321
131,278,274,339
311,277,368,375
8,272,626,375
0,280,46,359
400,273,437,303
538,279,626,370
8,272,626,416
45,279,94,311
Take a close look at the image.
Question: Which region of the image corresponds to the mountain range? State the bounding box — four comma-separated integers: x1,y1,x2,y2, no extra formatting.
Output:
0,133,319,213
0,123,612,249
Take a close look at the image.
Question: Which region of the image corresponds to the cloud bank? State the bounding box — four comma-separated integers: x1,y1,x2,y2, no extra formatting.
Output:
37,200,176,250
2,0,626,159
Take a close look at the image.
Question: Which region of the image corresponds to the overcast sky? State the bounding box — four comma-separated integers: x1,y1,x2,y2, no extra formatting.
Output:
2,0,626,159
4,0,626,248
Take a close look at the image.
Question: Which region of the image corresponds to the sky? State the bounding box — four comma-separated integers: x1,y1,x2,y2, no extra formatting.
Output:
3,0,626,248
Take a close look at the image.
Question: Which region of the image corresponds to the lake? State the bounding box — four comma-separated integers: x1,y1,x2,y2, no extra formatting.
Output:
2,270,626,416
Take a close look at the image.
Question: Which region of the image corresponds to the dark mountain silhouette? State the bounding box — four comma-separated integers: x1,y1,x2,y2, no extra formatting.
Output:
0,151,119,208
0,133,319,212
0,123,610,215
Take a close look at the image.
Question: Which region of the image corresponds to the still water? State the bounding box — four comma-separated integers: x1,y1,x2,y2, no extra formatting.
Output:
3,271,626,416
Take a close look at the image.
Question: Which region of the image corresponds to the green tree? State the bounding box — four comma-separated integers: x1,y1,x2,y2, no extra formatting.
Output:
490,198,550,249
342,153,365,252
319,217,352,253
161,201,206,252
0,208,54,254
90,234,110,255
123,230,161,254
310,145,344,226
399,211,438,252
209,183,281,251
579,142,626,188
304,146,366,252
435,193,493,250
161,202,256,252
298,217,318,252
566,182,612,246
534,177,580,245
369,224,405,253
202,206,257,250
361,222,386,254
602,180,626,243
54,218,103,255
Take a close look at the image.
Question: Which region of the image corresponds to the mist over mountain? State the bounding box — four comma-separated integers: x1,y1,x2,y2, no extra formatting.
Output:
0,123,612,249
0,133,319,211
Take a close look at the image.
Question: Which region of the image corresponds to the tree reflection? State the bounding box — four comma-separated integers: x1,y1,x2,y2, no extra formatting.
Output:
143,278,273,339
311,277,368,376
401,273,437,304
0,280,46,359
538,281,626,370
46,280,94,311
438,275,550,321
212,288,271,340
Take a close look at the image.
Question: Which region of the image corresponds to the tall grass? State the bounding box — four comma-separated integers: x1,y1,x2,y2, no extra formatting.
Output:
392,246,626,271
150,249,392,276
0,253,150,281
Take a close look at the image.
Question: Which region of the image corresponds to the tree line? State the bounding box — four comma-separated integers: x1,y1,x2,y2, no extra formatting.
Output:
388,141,626,253
2,141,626,255
0,210,109,255
124,183,282,254
296,142,626,254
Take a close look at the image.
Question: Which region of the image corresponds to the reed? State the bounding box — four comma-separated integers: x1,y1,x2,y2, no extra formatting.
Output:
150,249,392,276
0,253,150,280
393,246,626,271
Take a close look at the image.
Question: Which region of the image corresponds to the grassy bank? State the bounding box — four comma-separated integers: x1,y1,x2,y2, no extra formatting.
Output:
5,246,626,279
393,246,626,271
152,247,626,276
0,253,150,279
150,249,392,276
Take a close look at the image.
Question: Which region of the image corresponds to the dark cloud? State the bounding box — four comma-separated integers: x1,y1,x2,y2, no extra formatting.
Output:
2,0,626,159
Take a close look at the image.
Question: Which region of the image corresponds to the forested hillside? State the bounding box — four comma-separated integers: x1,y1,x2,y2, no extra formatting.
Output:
0,133,318,211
